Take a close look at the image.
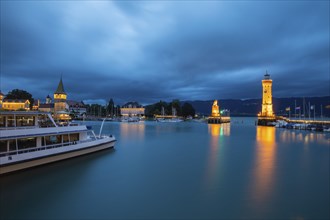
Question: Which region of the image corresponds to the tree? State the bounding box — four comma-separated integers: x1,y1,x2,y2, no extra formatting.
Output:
182,103,195,118
107,98,115,117
116,105,121,116
5,89,34,109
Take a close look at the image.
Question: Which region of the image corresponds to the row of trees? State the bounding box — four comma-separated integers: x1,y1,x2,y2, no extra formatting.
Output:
145,100,195,118
85,99,121,117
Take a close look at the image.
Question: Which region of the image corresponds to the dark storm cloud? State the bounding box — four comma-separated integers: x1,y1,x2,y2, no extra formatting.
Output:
1,1,329,105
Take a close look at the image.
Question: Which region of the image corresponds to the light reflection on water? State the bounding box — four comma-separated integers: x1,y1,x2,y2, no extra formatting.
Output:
208,123,231,137
279,129,330,145
252,126,277,205
119,122,145,141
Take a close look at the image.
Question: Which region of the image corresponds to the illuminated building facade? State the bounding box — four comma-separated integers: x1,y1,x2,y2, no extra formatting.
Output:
53,77,70,120
32,100,40,110
259,72,274,118
0,90,30,111
54,77,68,113
121,102,145,117
0,91,30,111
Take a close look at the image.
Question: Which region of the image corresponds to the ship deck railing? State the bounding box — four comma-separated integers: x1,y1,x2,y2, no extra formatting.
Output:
0,126,40,130
0,123,80,131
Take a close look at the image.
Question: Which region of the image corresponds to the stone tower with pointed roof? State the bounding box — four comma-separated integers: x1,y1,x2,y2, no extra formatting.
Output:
46,94,52,104
54,77,68,113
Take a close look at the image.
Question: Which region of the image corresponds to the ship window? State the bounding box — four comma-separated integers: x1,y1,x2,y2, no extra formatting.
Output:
70,133,79,142
16,116,34,126
0,116,5,127
17,138,37,150
63,134,70,143
8,140,16,151
0,141,7,152
7,116,15,127
44,135,61,145
16,116,35,127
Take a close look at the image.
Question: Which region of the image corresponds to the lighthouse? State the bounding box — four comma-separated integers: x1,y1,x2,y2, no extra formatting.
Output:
261,72,274,117
257,71,276,126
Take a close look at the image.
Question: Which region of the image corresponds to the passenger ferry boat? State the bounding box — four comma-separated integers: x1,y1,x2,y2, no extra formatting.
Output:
0,111,116,175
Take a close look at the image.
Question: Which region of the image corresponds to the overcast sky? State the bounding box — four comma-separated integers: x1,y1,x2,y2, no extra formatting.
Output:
1,1,329,105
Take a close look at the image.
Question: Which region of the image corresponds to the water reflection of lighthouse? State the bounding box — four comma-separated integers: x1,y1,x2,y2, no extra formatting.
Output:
251,126,277,205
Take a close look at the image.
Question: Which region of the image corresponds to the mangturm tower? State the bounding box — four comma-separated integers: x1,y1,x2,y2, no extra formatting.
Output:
54,76,70,121
257,71,276,126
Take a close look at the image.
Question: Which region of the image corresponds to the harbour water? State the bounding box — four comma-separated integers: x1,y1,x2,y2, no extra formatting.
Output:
1,117,329,219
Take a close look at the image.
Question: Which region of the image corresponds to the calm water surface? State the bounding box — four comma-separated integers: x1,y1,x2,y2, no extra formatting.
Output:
1,118,329,219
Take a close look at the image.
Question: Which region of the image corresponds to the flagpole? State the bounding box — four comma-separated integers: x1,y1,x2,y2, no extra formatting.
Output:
321,104,323,118
303,97,305,120
308,102,310,120
314,105,315,121
289,109,291,119
294,100,297,118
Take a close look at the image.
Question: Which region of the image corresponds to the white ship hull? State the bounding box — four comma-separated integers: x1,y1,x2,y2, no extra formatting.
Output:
0,137,116,175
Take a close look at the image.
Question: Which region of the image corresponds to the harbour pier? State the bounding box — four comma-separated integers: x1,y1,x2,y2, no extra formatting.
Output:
277,116,330,126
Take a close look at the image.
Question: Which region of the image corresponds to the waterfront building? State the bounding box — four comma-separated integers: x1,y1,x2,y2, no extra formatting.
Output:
67,100,87,118
257,72,276,126
1,99,30,111
46,95,52,104
121,102,145,117
39,95,54,112
38,103,54,113
53,77,70,121
32,100,40,111
0,90,30,111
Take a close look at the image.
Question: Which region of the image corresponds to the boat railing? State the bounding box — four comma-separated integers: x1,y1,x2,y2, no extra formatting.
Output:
0,126,40,130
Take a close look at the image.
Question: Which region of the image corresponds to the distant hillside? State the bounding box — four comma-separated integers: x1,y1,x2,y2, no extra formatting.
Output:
184,96,330,117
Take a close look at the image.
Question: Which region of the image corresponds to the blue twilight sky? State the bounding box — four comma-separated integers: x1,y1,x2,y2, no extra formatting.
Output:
0,1,329,105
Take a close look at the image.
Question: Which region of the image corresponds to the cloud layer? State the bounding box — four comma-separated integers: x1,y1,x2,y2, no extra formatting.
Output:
1,1,329,105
